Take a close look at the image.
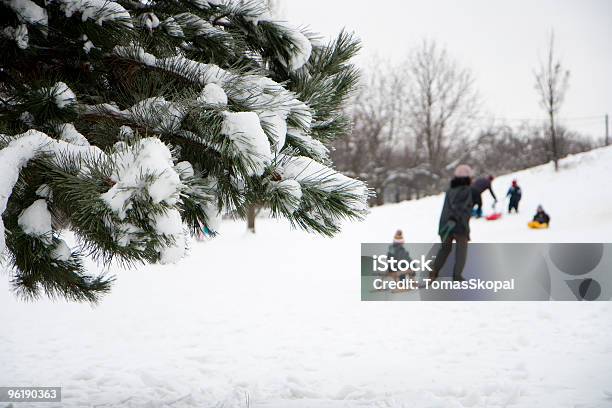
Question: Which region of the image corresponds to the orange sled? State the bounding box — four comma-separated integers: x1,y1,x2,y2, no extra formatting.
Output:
528,221,549,229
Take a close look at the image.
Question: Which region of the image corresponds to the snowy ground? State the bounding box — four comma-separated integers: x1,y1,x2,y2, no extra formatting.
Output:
2,147,612,408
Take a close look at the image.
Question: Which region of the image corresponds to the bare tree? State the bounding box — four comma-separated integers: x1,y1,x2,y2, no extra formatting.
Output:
534,32,570,171
332,63,413,205
333,43,480,204
470,122,593,175
405,40,479,177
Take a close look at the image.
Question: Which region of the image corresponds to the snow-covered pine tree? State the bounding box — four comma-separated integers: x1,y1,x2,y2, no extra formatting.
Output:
0,0,368,302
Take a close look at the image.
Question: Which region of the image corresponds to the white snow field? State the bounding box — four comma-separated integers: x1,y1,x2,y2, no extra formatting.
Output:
2,147,612,408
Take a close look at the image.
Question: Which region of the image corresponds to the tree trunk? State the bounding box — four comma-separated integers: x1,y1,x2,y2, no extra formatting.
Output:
549,111,559,171
247,205,256,233
375,186,385,206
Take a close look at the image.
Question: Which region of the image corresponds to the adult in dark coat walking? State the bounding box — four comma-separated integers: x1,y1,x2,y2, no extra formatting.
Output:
430,164,474,281
471,175,497,218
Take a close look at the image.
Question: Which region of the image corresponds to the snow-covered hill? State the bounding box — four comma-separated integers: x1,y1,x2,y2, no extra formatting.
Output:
2,147,612,408
356,145,612,243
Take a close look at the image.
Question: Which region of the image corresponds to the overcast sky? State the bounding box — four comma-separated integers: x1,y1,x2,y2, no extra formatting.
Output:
282,0,612,138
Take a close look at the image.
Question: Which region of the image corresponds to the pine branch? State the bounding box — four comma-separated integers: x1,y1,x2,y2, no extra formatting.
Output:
0,0,366,303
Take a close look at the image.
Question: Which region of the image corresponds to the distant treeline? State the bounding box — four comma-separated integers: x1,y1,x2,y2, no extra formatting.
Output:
331,39,596,205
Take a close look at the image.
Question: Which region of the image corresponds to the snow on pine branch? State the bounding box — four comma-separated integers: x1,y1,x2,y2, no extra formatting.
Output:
127,97,185,133
258,111,287,154
188,0,225,9
58,0,133,27
102,138,183,218
195,0,312,70
3,0,132,32
3,0,48,27
0,130,192,264
0,129,103,254
114,44,229,84
4,0,311,71
137,12,160,31
92,45,317,173
2,24,29,49
267,179,302,213
231,75,313,132
81,96,187,136
17,199,53,244
286,127,329,161
240,0,273,25
161,17,184,38
279,155,369,213
40,82,77,109
113,44,313,130
173,12,229,40
220,112,272,177
102,138,187,263
15,196,73,263
197,83,228,106
58,123,90,146
235,0,313,71
83,98,277,179
274,22,313,71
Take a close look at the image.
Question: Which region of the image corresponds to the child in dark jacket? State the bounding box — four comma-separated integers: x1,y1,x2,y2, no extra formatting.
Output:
528,205,550,229
506,179,522,213
386,230,414,281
